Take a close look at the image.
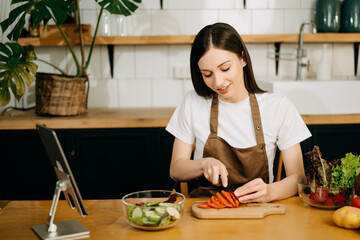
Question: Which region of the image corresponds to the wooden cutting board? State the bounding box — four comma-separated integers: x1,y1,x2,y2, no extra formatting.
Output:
191,201,286,219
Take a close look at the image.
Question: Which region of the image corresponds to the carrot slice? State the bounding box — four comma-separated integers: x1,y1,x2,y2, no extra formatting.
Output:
229,191,240,207
221,190,236,207
212,196,225,207
216,192,232,207
207,199,223,209
198,202,211,209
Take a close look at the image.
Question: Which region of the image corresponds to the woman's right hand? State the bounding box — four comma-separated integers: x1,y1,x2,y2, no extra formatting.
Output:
202,157,228,187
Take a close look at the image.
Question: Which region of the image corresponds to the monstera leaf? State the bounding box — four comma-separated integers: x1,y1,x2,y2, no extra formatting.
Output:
0,0,74,41
95,0,141,16
0,43,38,106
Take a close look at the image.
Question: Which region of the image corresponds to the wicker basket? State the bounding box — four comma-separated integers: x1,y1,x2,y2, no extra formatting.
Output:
35,73,89,116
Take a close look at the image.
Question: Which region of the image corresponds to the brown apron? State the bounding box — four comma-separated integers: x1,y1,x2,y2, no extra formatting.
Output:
190,93,269,197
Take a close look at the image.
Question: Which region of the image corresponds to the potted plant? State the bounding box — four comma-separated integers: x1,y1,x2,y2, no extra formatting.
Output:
0,0,141,116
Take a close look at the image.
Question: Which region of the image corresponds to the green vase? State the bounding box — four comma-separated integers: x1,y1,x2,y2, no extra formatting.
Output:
341,0,360,32
314,0,341,32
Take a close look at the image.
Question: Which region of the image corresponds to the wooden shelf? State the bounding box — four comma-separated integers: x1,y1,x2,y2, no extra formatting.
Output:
17,33,360,46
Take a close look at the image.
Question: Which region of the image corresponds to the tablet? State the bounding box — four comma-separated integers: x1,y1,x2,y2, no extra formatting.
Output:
37,124,88,216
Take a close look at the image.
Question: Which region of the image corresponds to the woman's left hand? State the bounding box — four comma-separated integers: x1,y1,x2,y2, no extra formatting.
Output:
233,178,270,203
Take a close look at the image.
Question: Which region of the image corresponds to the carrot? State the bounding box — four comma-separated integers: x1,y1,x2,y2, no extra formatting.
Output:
207,196,225,209
229,191,240,207
198,202,211,209
216,192,232,207
211,195,225,208
212,196,225,207
221,190,236,207
197,191,241,209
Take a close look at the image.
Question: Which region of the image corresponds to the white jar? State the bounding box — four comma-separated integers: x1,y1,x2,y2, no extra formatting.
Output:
316,44,332,81
99,11,111,36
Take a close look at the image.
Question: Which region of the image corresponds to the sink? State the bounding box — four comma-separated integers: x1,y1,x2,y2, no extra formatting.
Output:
257,78,360,115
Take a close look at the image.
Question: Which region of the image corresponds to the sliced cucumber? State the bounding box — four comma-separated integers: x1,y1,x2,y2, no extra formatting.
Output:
132,217,145,226
154,207,166,216
131,207,142,219
166,207,180,219
145,210,161,223
159,202,175,207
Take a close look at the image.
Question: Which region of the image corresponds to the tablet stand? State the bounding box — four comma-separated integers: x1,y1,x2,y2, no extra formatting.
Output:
32,169,90,240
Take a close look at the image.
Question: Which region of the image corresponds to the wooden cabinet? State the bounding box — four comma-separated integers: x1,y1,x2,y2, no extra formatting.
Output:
277,124,360,179
0,128,177,200
1,124,359,200
306,124,360,160
0,130,70,200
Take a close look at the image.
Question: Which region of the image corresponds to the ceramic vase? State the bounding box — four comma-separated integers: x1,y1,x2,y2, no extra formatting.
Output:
314,0,341,32
341,0,360,32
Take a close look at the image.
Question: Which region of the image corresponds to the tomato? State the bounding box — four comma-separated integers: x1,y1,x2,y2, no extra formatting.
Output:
351,196,360,208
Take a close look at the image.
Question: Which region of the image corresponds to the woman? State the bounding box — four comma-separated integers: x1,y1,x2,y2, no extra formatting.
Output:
166,23,311,203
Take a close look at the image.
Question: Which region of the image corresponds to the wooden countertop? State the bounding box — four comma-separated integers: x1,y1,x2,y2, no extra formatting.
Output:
0,108,175,130
1,108,360,130
0,197,358,239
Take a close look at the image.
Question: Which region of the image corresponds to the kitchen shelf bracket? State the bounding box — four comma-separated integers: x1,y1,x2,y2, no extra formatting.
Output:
274,42,281,75
107,44,115,78
354,42,359,76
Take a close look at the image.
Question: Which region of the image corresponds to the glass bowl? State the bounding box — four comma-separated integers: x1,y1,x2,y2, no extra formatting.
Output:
297,176,354,210
121,190,185,231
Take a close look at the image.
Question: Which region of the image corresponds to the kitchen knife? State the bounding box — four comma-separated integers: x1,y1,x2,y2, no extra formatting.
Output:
219,177,231,192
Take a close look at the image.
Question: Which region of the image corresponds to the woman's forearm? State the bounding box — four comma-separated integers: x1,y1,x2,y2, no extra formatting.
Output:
268,172,303,201
170,157,205,182
267,143,305,201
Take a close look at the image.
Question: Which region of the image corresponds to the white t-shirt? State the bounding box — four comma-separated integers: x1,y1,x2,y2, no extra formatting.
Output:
166,90,312,183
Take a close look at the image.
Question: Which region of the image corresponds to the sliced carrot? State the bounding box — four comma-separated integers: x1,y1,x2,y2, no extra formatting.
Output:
216,192,232,207
207,199,222,209
221,190,236,207
229,191,240,207
198,202,211,209
212,196,224,207
198,191,240,209
208,196,225,209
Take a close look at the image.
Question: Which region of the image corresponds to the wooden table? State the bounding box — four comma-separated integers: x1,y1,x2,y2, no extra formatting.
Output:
0,197,358,240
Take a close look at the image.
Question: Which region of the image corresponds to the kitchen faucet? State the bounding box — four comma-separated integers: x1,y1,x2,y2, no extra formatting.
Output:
296,21,317,80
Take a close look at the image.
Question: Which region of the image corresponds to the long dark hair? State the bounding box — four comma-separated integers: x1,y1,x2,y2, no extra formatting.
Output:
190,22,265,98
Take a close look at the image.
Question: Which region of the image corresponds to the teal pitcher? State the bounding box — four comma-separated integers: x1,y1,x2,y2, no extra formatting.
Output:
341,0,360,32
315,0,341,32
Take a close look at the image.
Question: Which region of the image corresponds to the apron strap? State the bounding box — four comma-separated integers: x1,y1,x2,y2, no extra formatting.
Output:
249,93,265,145
209,94,219,135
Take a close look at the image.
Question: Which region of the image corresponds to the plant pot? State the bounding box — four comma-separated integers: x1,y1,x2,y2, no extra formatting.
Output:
314,0,341,32
35,73,89,116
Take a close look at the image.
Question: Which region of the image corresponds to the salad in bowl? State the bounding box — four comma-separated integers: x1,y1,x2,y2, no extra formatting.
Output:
122,190,185,230
298,146,359,210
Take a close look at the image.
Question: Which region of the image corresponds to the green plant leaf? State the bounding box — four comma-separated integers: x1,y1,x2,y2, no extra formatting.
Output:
0,43,38,105
95,0,142,16
0,1,32,40
0,0,74,41
0,86,11,106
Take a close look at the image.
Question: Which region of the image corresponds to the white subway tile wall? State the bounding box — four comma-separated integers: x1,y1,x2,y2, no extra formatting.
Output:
333,44,354,78
284,9,314,33
252,10,284,34
219,10,252,34
119,79,152,107
151,10,185,35
1,0,358,111
246,0,268,9
268,0,301,9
